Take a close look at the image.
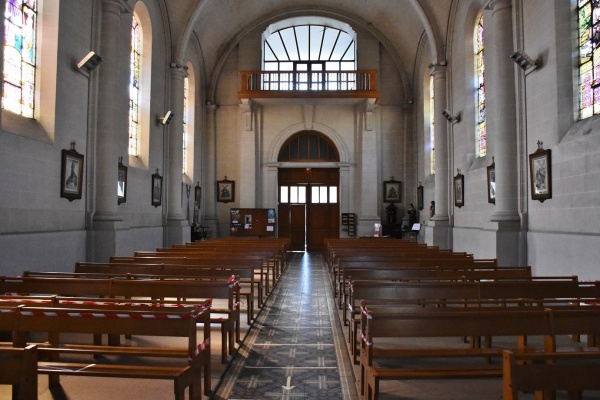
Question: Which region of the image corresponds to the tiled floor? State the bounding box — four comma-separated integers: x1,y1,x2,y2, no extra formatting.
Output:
213,252,358,399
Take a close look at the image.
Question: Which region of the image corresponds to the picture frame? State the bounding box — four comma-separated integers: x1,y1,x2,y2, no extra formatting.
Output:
529,142,552,203
117,157,127,204
417,183,424,210
151,169,163,207
217,177,235,203
194,183,201,204
454,170,464,208
383,179,401,203
60,142,84,202
487,157,495,204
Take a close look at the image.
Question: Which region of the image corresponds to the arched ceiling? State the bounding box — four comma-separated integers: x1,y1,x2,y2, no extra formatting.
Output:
163,0,452,97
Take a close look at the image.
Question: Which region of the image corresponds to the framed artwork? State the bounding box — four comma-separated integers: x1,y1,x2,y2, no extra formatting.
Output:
529,142,552,202
60,142,84,202
417,183,424,210
117,157,127,204
151,170,163,207
454,170,464,208
487,157,495,204
195,183,201,204
383,179,401,203
217,177,235,203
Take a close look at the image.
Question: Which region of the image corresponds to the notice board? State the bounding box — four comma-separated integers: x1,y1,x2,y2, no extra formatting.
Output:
230,208,276,237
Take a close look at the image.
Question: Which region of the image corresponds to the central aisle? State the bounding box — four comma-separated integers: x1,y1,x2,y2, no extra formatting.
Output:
213,252,358,399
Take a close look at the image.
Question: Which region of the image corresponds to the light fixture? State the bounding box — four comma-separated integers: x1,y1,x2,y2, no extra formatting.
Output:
76,51,103,73
510,50,538,73
157,111,174,125
442,109,460,124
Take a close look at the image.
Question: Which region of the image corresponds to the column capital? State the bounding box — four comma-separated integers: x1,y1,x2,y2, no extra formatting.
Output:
101,0,132,14
428,63,447,76
484,0,511,12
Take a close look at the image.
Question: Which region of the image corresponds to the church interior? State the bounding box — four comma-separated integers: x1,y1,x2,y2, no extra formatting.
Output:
1,0,600,399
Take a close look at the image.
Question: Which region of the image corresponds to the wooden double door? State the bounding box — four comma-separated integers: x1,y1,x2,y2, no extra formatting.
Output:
278,168,339,252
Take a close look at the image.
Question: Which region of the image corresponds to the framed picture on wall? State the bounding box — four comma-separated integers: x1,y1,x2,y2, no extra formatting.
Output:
487,157,495,204
151,169,162,207
118,157,127,204
195,183,201,205
454,170,464,208
529,141,552,203
60,142,84,202
383,179,401,203
417,183,424,210
217,177,235,203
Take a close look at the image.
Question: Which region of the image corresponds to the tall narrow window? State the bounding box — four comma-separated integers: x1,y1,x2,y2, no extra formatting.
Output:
430,76,435,175
578,0,600,119
182,76,189,174
3,0,37,118
129,14,141,156
475,15,486,157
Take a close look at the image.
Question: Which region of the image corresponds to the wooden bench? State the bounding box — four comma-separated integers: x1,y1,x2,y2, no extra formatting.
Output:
346,279,596,362
0,275,239,364
502,350,600,400
12,303,211,399
0,344,38,400
360,305,600,400
59,262,259,324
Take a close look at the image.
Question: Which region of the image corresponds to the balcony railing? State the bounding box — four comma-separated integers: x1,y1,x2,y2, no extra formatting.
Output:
238,70,379,99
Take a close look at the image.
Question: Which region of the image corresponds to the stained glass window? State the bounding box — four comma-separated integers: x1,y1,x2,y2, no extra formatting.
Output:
129,15,141,156
430,76,435,175
475,15,486,157
3,0,37,118
182,76,189,174
578,0,600,119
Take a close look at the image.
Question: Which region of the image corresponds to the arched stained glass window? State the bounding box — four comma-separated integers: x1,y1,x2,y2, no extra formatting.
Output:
579,0,600,119
182,76,189,174
3,0,37,118
475,15,486,157
430,76,435,175
129,14,141,156
278,131,339,162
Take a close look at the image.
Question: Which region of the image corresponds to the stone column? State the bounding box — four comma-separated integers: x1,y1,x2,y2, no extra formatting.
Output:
484,0,522,265
165,63,190,246
357,98,381,236
90,0,131,262
429,64,452,249
202,103,219,237
239,99,256,207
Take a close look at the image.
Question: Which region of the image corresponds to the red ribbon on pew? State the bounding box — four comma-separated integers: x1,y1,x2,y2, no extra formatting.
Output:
188,338,211,360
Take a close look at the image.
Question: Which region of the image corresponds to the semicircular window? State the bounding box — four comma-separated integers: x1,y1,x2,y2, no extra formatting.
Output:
263,18,356,90
278,131,339,162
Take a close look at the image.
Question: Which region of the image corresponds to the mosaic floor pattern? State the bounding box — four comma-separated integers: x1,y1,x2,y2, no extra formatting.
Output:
213,252,358,399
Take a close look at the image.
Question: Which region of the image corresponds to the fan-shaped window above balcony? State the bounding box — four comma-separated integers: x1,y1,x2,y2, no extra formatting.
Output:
278,131,339,162
239,18,377,99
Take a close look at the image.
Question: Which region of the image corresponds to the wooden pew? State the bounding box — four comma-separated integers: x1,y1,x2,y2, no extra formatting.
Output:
346,279,597,362
12,303,211,399
360,305,600,400
110,254,270,299
502,350,600,400
55,262,259,324
0,344,38,400
0,276,239,364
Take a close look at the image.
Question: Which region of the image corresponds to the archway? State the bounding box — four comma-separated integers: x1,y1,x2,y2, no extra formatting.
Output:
277,131,340,251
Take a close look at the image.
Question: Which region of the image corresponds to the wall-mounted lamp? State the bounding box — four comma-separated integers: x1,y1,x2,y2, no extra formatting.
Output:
76,51,103,74
442,109,461,124
510,50,538,73
157,111,174,125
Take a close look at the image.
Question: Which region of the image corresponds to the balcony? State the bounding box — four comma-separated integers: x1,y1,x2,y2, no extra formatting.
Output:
238,70,379,103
